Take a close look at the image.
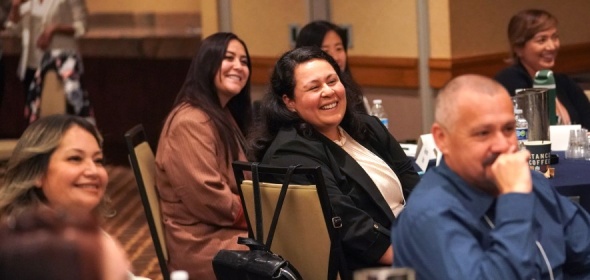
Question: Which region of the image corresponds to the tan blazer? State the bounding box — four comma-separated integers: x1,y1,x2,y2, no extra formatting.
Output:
155,103,248,279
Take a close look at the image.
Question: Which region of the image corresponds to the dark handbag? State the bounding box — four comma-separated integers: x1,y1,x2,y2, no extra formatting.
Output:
213,163,303,280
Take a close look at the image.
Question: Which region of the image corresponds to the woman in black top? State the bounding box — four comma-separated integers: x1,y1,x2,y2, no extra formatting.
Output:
495,9,590,129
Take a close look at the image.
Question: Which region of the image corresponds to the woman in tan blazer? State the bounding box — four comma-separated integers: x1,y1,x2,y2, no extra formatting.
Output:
155,32,252,279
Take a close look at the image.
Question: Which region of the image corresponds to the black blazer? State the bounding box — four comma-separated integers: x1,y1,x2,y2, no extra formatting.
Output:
260,114,420,270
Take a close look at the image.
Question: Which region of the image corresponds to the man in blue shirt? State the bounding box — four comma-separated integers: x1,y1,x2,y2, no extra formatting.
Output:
392,74,590,279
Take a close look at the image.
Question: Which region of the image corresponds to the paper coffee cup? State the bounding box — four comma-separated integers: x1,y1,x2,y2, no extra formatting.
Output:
523,140,551,172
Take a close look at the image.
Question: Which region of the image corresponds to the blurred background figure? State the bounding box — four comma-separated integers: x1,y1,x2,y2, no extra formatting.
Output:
0,0,11,110
495,8,590,129
155,32,252,279
296,20,370,114
0,207,130,280
4,0,92,123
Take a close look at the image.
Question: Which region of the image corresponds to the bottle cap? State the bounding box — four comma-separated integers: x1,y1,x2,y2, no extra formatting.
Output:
373,99,382,104
170,270,189,280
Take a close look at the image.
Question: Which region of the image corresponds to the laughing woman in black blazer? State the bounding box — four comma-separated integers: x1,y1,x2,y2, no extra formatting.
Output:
248,47,419,272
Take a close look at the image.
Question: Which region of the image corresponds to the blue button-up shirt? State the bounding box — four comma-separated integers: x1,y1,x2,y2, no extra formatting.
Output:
392,160,590,279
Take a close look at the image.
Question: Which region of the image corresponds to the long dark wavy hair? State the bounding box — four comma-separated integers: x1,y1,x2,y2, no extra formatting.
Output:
248,46,368,161
295,20,367,113
173,32,252,158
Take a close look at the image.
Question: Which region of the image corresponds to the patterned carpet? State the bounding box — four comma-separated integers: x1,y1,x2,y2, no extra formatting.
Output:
102,165,164,280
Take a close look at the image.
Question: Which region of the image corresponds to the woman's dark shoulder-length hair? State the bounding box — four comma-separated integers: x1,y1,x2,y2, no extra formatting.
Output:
295,20,367,114
296,20,348,52
248,46,368,161
173,32,252,158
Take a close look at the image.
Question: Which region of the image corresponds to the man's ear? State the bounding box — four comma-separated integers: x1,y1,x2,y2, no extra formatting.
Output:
431,123,448,155
282,94,296,112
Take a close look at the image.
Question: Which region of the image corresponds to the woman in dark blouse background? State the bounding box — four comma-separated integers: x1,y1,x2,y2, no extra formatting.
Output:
495,9,590,129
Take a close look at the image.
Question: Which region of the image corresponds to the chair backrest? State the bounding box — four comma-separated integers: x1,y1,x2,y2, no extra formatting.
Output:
40,70,66,117
124,124,170,280
233,161,348,280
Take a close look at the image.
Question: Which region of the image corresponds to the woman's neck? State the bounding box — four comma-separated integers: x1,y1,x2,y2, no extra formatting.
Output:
520,61,539,78
320,127,341,141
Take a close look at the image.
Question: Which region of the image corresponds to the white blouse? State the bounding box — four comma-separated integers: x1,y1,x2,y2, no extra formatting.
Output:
333,127,406,217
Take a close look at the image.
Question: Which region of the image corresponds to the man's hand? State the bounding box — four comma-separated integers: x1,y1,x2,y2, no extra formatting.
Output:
490,149,532,195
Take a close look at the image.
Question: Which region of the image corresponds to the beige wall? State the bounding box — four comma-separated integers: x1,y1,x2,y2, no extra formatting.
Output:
220,0,422,58
88,0,590,141
232,1,307,56
429,0,451,58
332,0,418,57
449,0,590,57
200,0,218,38
201,0,590,60
87,0,200,13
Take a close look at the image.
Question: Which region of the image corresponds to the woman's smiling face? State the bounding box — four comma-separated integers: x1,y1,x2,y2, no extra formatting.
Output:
517,27,560,76
37,125,108,214
214,39,250,107
283,58,347,140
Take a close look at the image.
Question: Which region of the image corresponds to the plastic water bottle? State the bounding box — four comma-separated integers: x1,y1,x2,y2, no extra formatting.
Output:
170,270,189,280
515,108,528,149
371,99,389,128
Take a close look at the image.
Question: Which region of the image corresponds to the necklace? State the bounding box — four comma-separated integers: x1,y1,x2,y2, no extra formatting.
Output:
333,127,346,147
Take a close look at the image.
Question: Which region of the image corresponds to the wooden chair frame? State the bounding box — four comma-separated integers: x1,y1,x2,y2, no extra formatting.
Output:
124,124,170,280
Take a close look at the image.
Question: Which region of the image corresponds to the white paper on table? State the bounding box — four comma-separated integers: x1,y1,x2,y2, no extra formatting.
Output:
550,125,581,151
415,134,440,172
400,143,417,157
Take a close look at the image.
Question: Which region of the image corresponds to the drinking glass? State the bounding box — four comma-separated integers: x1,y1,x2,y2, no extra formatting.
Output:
566,129,588,159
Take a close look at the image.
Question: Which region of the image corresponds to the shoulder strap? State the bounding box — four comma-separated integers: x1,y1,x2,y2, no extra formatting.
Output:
251,162,263,242
327,211,350,279
264,164,300,249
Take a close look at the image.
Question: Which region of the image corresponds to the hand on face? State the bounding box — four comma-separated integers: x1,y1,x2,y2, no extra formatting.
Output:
488,147,532,195
434,76,530,196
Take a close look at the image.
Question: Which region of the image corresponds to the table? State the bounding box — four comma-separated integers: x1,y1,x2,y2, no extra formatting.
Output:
415,152,590,212
549,151,590,212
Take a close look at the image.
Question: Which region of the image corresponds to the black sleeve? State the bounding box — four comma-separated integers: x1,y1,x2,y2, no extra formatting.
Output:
559,75,590,129
263,136,391,266
494,65,533,96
